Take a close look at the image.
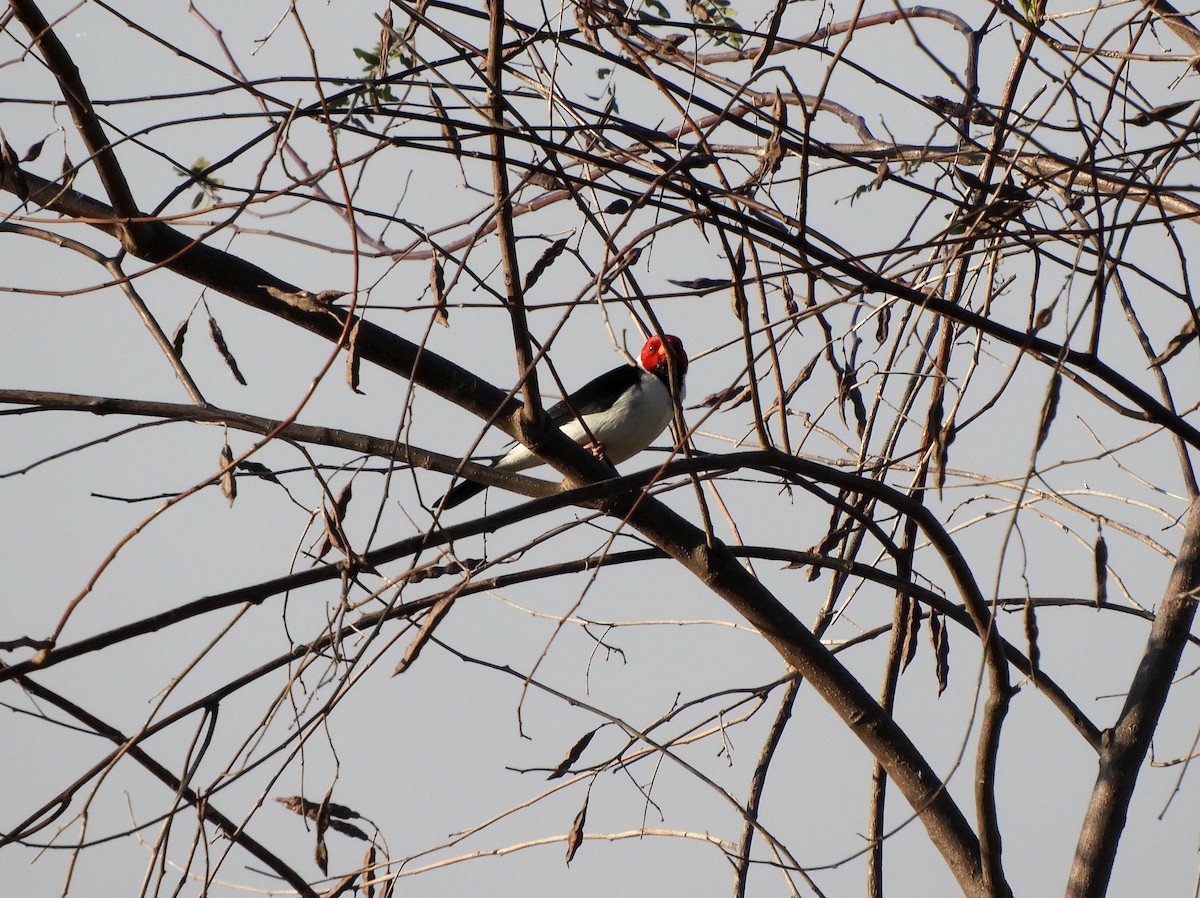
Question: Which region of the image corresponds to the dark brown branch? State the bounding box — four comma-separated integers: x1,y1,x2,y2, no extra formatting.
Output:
4,664,319,898
5,137,1200,473
0,166,514,428
0,388,555,501
732,678,800,898
9,0,141,235
484,0,540,420
1066,497,1200,898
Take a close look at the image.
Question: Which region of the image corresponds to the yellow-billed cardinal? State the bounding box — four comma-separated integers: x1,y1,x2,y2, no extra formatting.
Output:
439,334,687,509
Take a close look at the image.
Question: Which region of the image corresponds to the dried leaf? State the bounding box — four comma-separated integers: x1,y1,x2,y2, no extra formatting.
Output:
641,31,687,55
334,481,353,521
276,795,308,816
60,151,76,187
995,180,1035,204
1024,598,1040,680
430,256,449,328
564,795,588,865
275,795,368,839
237,460,283,487
219,440,236,506
263,283,344,313
697,383,752,411
689,0,712,23
930,611,950,696
1035,371,1062,450
276,795,359,821
925,95,996,124
2,139,28,202
935,421,956,495
837,370,867,438
347,317,364,394
328,802,361,821
171,317,189,358
428,89,461,155
955,167,987,192
363,845,377,898
760,89,785,176
315,482,353,561
403,0,427,40
730,281,747,322
875,302,891,345
523,236,569,293
602,198,630,214
378,9,393,78
782,276,798,320
1094,528,1109,609
528,168,559,190
408,558,478,583
329,819,370,840
873,160,890,190
1124,100,1194,126
806,518,852,581
322,506,343,553
1150,314,1199,367
731,242,747,281
207,312,247,385
393,595,455,675
548,728,599,780
751,1,786,72
315,792,330,874
789,355,819,395
22,135,47,163
574,3,600,48
314,509,341,562
667,276,731,291
675,152,716,169
898,597,920,673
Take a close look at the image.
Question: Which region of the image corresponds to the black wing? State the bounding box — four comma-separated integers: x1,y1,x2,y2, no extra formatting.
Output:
544,363,641,425
438,363,640,510
439,478,486,510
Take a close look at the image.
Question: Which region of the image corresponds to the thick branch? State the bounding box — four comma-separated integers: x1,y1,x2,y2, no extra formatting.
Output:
484,0,540,419
5,665,319,898
612,493,999,897
1066,498,1200,897
10,0,142,234
0,388,555,500
0,164,516,428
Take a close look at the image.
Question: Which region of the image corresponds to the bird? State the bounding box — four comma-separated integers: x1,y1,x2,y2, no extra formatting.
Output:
439,334,688,509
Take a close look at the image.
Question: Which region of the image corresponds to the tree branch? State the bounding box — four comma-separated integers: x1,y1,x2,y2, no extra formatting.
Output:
4,664,320,898
10,0,142,236
1066,497,1200,897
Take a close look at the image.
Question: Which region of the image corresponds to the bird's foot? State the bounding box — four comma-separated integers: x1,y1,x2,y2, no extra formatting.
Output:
586,440,613,466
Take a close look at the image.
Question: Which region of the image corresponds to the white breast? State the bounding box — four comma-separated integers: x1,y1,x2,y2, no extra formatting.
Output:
495,370,675,473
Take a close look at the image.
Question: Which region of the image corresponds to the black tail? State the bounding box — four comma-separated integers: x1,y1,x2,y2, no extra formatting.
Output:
438,478,487,510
